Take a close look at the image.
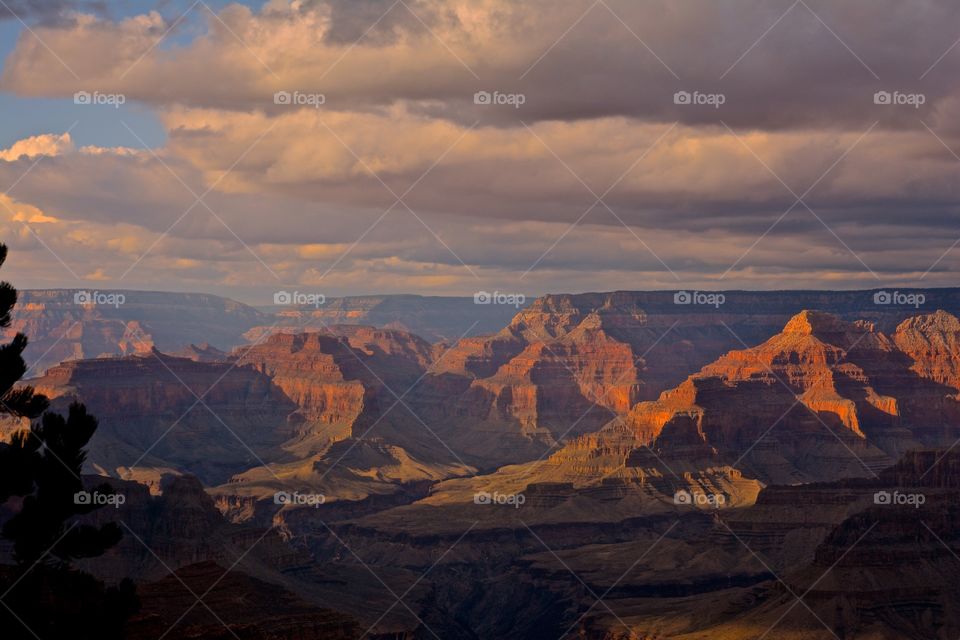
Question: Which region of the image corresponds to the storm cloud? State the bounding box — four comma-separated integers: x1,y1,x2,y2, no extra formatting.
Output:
0,0,958,301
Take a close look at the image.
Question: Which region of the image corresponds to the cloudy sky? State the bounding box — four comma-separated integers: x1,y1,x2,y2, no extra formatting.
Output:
0,0,959,304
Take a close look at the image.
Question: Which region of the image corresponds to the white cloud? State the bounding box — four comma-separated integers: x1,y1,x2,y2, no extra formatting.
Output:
0,132,73,161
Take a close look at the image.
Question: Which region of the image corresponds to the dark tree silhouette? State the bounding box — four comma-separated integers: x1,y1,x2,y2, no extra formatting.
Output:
0,243,138,639
3,403,124,565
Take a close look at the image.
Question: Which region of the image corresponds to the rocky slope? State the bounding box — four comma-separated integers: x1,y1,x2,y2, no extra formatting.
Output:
421,290,960,466
8,290,521,375
508,308,954,489
13,327,475,506
16,302,960,521
125,561,362,640
51,449,960,640
619,309,960,483
24,474,423,638
20,349,298,485
650,449,960,640
10,293,960,638
231,326,464,459
6,289,268,374
251,293,523,342
382,308,960,540
310,449,960,640
15,289,960,473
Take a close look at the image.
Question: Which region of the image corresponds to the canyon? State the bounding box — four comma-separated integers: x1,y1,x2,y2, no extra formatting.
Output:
5,290,520,374
6,288,960,638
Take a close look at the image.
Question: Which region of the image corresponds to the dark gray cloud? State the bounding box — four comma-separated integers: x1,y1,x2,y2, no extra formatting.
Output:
0,0,105,23
314,0,438,46
0,0,946,134
5,0,959,132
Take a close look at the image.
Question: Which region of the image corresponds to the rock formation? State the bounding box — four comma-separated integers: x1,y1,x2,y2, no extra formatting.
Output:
6,290,268,374
23,349,298,484
617,310,960,483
